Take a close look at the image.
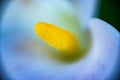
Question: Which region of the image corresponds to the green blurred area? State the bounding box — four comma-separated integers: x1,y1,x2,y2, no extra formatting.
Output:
98,0,120,32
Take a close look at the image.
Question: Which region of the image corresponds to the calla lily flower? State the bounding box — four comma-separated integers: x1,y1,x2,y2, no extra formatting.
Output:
1,0,120,80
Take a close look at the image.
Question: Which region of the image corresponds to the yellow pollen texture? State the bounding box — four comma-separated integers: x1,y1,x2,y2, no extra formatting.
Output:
34,22,78,54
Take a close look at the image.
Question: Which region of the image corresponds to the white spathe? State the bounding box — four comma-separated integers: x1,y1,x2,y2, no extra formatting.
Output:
2,18,119,80
1,0,120,80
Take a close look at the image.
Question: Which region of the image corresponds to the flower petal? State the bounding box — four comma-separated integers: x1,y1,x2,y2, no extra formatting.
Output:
2,18,119,80
87,18,120,79
73,0,99,28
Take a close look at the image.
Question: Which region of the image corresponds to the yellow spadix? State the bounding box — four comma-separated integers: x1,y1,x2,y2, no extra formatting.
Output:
35,22,79,53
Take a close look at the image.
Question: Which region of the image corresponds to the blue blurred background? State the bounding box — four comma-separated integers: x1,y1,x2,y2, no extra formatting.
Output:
0,0,120,80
